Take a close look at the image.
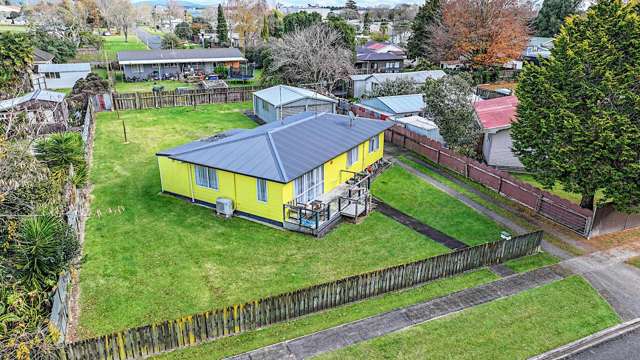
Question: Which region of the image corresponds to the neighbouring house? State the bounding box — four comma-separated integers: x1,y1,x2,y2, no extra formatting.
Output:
393,116,443,143
356,41,406,75
350,70,446,99
36,63,91,89
33,48,55,65
156,112,393,234
475,95,523,169
440,60,467,70
523,37,554,63
117,48,246,81
252,85,338,124
359,94,425,118
0,90,68,130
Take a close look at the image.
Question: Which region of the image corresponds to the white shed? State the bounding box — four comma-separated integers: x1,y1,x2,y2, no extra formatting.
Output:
350,70,446,99
37,63,91,90
252,85,338,123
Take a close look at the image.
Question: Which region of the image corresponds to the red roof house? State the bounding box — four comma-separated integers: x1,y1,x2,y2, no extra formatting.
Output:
474,96,523,169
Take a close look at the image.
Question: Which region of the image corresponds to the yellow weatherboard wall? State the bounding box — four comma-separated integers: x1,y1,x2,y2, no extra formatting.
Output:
157,132,386,224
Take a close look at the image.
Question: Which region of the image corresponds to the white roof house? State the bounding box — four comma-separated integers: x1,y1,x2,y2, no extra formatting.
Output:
36,63,91,90
0,90,66,112
359,94,425,117
350,70,446,98
393,115,443,143
252,85,338,123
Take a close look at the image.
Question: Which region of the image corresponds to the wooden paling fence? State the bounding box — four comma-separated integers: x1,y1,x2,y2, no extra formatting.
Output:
112,86,264,111
59,231,543,360
386,126,594,236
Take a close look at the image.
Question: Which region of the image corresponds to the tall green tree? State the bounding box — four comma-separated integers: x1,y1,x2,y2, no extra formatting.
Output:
261,15,269,41
216,4,229,45
283,11,322,33
534,0,581,37
512,0,640,211
0,32,32,96
363,11,371,35
328,16,356,50
174,21,193,40
267,10,284,38
423,74,481,158
407,0,439,60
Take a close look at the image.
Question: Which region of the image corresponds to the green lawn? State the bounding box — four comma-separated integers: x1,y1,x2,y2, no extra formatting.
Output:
626,256,640,269
75,34,148,62
397,155,586,256
504,252,559,273
154,269,499,359
372,165,507,246
0,24,27,32
511,173,604,206
142,26,165,35
79,102,451,338
318,276,620,360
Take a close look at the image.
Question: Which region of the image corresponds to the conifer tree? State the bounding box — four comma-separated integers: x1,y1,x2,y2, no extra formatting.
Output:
513,0,640,211
407,0,439,60
216,4,229,45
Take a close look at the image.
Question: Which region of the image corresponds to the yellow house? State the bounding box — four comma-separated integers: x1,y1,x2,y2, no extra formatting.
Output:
156,112,393,233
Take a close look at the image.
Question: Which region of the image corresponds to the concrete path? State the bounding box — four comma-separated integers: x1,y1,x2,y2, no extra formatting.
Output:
226,266,568,360
374,200,468,250
558,246,640,321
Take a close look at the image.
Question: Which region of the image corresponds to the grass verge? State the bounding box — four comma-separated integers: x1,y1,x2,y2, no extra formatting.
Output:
318,276,620,360
153,269,499,359
504,252,559,273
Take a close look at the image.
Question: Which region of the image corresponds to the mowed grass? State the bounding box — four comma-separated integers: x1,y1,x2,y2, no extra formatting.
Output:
511,173,604,206
154,269,499,359
0,24,27,32
76,34,148,62
372,165,506,246
79,102,450,338
504,252,559,273
318,276,620,360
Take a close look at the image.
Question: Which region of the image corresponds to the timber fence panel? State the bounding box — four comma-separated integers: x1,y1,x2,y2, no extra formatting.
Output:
61,232,543,359
112,87,265,111
384,126,593,236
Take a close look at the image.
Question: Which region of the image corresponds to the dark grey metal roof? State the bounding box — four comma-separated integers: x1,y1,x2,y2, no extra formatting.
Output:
157,112,393,183
117,48,245,64
34,48,54,62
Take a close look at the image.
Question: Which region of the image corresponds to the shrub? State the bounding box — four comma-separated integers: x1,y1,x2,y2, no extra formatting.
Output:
10,214,79,290
34,132,87,186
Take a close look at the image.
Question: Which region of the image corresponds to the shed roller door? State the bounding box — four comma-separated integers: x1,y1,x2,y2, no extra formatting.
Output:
281,106,306,119
307,104,334,114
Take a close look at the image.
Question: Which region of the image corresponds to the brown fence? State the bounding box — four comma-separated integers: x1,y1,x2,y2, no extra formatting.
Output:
386,126,594,236
112,86,264,111
59,231,543,360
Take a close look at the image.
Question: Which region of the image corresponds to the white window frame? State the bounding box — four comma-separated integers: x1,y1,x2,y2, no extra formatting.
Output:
257,178,268,202
194,165,218,190
369,135,380,153
347,147,359,167
293,166,324,204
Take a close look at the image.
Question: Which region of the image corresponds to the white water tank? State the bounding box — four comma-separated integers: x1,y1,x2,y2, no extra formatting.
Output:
216,198,234,218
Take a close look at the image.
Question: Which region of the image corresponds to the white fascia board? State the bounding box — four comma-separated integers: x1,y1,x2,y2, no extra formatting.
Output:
119,57,247,65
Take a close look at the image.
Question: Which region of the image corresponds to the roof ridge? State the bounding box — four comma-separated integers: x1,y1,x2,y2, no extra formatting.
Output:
266,132,287,181
268,112,324,135
169,130,266,156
